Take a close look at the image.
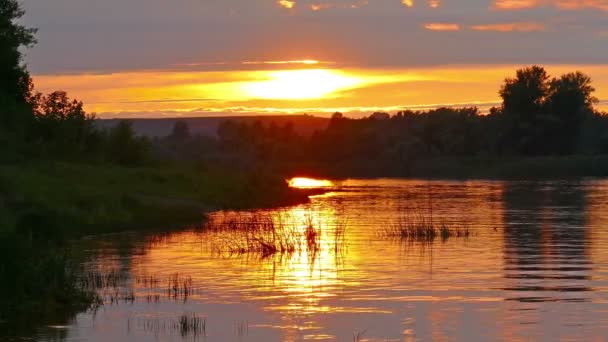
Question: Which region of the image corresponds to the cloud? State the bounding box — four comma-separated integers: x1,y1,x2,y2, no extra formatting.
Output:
277,0,296,9
493,0,539,10
493,0,608,11
276,0,371,11
428,0,441,8
470,22,545,32
424,23,461,31
22,0,608,74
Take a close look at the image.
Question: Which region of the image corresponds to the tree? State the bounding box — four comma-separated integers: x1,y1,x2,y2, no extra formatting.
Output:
106,120,148,165
499,65,549,117
0,0,37,115
546,72,597,120
498,66,551,154
169,120,191,141
31,91,96,156
545,72,598,154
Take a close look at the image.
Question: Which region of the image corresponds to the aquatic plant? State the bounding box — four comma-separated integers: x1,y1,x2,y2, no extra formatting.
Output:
136,313,206,338
381,206,471,241
168,273,194,301
178,313,206,337
205,211,347,258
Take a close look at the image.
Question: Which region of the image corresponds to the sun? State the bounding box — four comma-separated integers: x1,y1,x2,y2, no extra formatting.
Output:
241,69,363,100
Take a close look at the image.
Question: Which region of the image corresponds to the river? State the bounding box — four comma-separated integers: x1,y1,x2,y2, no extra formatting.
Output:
32,178,608,341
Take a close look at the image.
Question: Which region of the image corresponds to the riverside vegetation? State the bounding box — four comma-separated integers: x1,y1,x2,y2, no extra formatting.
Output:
0,0,311,333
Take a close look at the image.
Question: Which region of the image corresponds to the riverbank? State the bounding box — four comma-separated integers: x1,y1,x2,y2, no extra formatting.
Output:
0,160,314,333
0,161,315,238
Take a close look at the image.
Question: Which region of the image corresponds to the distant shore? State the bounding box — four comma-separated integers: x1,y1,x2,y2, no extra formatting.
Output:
282,155,608,180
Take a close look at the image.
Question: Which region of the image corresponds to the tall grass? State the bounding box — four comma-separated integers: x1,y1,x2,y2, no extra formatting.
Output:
205,211,347,258
135,313,206,338
381,206,471,241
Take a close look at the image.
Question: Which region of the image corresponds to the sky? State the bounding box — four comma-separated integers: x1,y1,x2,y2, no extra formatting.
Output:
21,0,608,117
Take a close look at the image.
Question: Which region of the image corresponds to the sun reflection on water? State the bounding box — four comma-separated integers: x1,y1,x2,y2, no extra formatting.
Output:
288,177,334,188
63,178,608,341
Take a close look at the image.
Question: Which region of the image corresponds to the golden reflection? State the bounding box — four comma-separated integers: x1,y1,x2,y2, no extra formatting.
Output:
288,177,333,188
70,179,608,341
205,206,349,314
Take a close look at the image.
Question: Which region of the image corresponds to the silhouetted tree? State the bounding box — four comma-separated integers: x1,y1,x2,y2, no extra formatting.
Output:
500,66,549,116
106,120,149,165
169,120,191,142
0,0,37,133
29,91,97,156
544,72,598,153
498,66,552,154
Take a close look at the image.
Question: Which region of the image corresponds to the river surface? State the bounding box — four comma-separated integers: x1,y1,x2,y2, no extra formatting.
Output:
33,178,608,341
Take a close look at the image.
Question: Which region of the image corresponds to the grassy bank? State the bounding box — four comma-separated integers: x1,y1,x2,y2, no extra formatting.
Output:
0,161,313,238
0,160,313,336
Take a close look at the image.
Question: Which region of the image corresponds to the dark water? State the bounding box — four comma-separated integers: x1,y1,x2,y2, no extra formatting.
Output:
30,179,608,341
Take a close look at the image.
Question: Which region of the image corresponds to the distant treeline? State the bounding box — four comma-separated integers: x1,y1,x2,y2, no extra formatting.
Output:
153,65,608,175
1,0,607,172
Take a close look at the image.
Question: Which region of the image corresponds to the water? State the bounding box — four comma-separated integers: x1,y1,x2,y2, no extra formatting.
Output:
32,179,608,341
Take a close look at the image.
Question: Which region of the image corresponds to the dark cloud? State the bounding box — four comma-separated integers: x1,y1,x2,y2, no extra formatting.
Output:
21,0,608,74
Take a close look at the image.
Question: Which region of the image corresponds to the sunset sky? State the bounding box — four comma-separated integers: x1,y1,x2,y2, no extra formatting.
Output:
21,0,608,118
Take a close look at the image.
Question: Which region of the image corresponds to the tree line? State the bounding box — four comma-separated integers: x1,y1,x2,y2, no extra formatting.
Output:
3,0,607,171
184,65,606,173
0,0,147,165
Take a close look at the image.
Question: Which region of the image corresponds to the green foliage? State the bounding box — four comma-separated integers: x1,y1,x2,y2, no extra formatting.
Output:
497,66,599,155
0,0,37,124
29,91,98,157
0,161,310,236
500,65,549,117
105,120,149,165
169,120,191,141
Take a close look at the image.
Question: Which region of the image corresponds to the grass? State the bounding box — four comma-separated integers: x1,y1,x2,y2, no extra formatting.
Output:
380,206,471,242
80,271,197,304
135,313,206,338
0,160,315,238
205,211,347,258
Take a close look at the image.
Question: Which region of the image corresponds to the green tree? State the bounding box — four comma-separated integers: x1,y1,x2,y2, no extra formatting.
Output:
106,120,149,165
32,91,96,156
169,120,191,141
546,72,597,120
0,0,37,117
498,66,551,154
546,72,599,153
499,65,549,117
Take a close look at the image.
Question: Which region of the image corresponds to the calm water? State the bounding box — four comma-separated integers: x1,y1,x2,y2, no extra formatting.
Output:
34,179,608,341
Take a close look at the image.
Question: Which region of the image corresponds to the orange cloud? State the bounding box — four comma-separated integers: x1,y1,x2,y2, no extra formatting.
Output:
428,0,441,8
311,3,333,11
493,0,608,10
470,22,545,32
555,0,608,10
401,0,414,7
493,0,539,9
278,0,296,9
424,23,461,31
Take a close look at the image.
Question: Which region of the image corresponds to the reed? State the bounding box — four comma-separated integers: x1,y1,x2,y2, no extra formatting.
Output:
205,211,347,258
178,313,206,337
168,273,194,301
381,206,471,241
136,313,206,338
